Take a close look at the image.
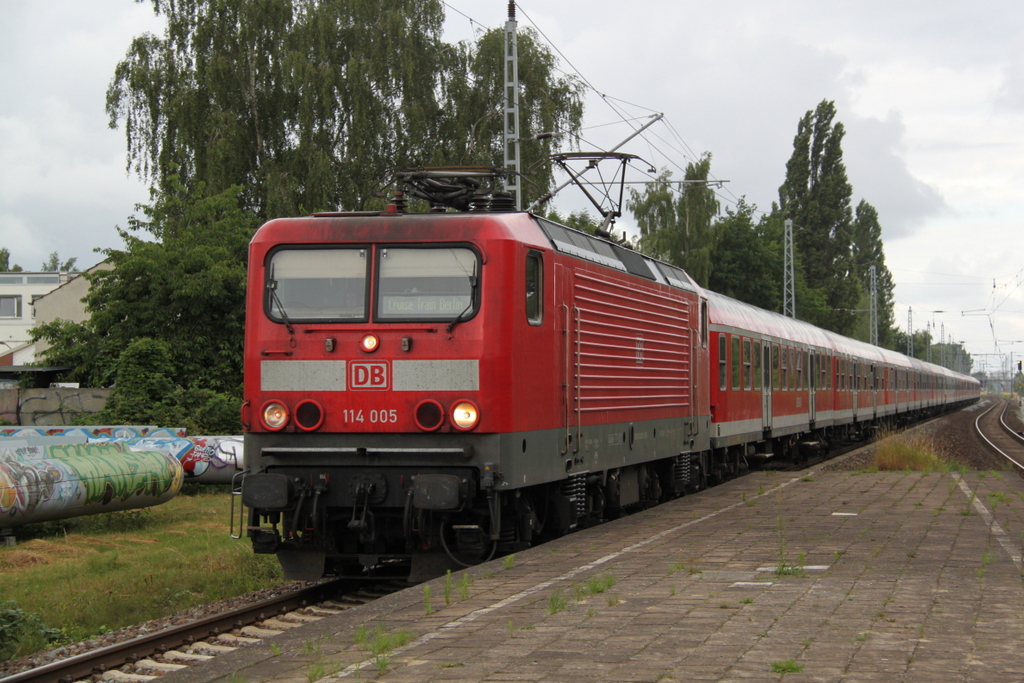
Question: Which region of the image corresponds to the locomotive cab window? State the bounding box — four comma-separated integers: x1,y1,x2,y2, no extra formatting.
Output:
525,251,543,325
266,247,368,322
377,247,479,321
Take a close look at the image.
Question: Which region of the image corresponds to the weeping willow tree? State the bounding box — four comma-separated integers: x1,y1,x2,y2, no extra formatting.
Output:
436,26,585,207
107,0,585,217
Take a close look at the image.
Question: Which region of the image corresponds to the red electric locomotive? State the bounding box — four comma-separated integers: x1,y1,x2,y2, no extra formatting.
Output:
238,169,978,581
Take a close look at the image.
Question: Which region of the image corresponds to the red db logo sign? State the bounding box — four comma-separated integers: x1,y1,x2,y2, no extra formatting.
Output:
350,362,389,390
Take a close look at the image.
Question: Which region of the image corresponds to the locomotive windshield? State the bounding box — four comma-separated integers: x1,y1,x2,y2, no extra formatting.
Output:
377,247,478,321
264,245,478,323
266,248,368,322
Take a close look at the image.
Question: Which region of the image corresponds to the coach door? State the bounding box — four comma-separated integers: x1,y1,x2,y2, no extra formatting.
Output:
871,364,878,418
555,264,580,456
762,342,773,433
851,361,860,421
808,351,817,424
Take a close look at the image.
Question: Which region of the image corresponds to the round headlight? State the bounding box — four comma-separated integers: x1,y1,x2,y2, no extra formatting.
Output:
360,334,380,353
262,401,289,431
294,400,324,431
414,399,445,431
450,400,480,431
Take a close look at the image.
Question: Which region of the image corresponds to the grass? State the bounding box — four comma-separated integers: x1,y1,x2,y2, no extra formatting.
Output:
868,430,959,472
0,490,283,661
547,589,568,615
362,625,414,655
769,660,804,673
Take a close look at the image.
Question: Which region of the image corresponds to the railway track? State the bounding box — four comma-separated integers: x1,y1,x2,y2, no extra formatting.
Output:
1,580,408,683
2,404,994,682
973,397,1024,472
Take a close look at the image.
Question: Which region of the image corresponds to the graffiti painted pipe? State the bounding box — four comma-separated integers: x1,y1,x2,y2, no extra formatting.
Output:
0,442,183,528
89,436,244,484
0,427,244,484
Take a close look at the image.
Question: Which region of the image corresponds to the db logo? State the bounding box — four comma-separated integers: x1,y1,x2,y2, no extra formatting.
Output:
349,362,389,390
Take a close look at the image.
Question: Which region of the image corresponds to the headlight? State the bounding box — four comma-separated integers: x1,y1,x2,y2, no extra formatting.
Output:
414,399,445,431
360,334,380,352
261,401,289,431
450,400,480,431
294,400,324,431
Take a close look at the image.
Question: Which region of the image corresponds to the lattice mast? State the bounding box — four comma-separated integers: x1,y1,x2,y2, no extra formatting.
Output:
783,218,796,318
503,2,521,209
869,265,878,346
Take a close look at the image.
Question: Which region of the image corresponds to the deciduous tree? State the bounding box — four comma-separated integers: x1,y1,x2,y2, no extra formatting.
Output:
34,179,254,431
0,249,22,272
40,252,78,272
629,155,720,287
707,200,781,311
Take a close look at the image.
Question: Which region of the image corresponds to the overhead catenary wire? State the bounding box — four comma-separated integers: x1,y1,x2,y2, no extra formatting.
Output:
442,0,748,212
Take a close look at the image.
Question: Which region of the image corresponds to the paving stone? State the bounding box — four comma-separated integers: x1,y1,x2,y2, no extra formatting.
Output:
164,467,1024,683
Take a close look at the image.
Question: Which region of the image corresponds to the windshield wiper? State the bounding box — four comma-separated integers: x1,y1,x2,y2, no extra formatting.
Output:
446,265,479,334
267,267,295,336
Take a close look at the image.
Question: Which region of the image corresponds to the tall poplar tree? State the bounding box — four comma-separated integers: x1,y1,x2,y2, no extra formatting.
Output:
628,154,720,287
777,100,859,335
850,200,897,347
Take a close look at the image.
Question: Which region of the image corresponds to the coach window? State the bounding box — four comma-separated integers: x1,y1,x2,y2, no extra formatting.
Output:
753,340,762,390
780,346,788,390
743,338,752,390
788,348,795,390
525,251,543,325
731,336,741,391
719,335,727,390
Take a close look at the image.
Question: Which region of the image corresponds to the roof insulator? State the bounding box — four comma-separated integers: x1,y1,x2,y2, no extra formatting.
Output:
382,190,407,215
488,191,516,212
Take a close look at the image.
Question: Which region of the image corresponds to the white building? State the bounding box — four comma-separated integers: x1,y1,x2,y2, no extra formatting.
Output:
0,265,108,365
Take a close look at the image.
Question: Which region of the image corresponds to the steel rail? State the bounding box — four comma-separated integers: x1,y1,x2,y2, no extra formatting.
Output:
974,399,1024,472
3,580,349,683
998,400,1024,447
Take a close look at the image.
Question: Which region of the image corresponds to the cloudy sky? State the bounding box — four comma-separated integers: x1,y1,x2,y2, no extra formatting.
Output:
1,1,1022,376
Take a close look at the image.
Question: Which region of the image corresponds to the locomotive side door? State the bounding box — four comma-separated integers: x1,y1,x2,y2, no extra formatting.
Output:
762,341,773,433
555,263,579,456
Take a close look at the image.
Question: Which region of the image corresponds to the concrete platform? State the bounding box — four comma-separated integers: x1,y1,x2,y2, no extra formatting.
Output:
169,459,1024,683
